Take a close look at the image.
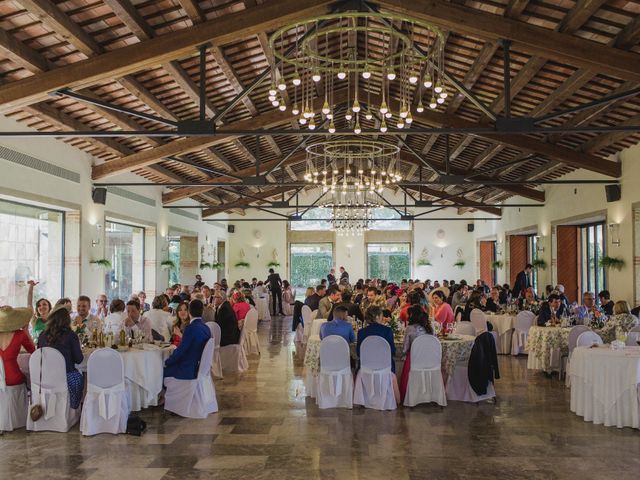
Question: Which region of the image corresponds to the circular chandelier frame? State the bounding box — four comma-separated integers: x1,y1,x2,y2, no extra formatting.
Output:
305,139,399,159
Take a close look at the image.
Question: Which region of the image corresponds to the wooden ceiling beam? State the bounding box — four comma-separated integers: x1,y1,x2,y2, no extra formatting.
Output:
581,113,640,154
210,45,259,116
469,143,504,170
378,0,640,82
0,28,51,72
0,0,334,111
615,15,640,50
177,0,206,22
203,185,300,216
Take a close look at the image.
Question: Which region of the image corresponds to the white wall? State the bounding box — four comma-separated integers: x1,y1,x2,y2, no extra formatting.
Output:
0,114,227,303
473,143,640,305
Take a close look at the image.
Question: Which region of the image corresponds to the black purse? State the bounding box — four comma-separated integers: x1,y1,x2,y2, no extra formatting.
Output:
126,414,147,436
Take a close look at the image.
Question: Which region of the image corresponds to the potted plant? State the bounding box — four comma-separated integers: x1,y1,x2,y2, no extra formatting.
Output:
235,261,250,268
599,256,625,271
453,260,466,269
90,259,112,269
160,260,176,270
211,261,225,270
267,260,281,268
199,261,212,270
491,260,504,269
417,259,432,266
532,258,547,270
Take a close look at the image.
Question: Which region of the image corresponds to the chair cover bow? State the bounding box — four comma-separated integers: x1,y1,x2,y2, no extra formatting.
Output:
319,366,351,397
88,383,125,419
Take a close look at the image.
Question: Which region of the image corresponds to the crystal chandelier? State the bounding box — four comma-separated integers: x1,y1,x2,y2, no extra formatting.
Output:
304,139,402,194
319,187,382,237
268,11,447,133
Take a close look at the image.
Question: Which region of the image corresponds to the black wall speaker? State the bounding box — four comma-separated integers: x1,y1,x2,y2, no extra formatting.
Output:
605,184,621,202
467,223,474,233
227,225,235,234
92,187,107,205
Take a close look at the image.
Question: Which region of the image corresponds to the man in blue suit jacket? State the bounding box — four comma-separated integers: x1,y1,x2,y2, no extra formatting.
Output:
164,300,211,380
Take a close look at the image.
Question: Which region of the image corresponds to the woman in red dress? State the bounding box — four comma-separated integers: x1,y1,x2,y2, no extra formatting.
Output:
0,306,36,386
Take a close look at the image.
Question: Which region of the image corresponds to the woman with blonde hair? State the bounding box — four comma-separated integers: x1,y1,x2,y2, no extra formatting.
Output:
596,300,638,343
171,302,191,347
230,291,251,329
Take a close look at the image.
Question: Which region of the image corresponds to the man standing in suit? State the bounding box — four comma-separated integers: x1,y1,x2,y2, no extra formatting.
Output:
267,268,284,316
164,300,211,379
512,264,533,299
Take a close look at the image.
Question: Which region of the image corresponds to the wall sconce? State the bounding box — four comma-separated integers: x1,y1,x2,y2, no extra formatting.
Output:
535,235,545,253
91,223,102,247
495,239,503,256
608,223,621,246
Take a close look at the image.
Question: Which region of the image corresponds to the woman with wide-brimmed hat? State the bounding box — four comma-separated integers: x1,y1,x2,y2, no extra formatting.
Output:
0,281,38,388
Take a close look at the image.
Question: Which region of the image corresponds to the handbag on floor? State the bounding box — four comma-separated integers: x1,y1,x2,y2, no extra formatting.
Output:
126,415,147,436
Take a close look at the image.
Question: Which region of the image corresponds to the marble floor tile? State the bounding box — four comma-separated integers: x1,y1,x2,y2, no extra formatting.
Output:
1,316,638,480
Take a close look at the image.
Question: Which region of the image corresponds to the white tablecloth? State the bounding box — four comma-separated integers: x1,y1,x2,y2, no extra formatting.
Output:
485,314,516,354
19,345,173,411
255,296,271,321
569,345,640,429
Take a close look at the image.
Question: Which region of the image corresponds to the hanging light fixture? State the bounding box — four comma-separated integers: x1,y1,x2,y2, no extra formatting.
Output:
268,11,448,132
319,187,383,237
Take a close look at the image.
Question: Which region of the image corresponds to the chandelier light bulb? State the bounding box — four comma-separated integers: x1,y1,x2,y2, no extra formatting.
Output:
268,84,277,96
434,83,444,94
323,186,328,193
352,99,361,113
416,100,424,113
371,169,376,175
399,104,408,118
333,169,339,175
423,75,433,88
440,90,448,99
271,100,280,107
299,115,307,125
292,71,301,86
277,80,286,91
397,121,405,129
385,112,392,119
308,118,316,130
406,112,413,124
379,101,388,114
346,168,352,174
429,96,437,109
354,123,361,135
268,94,276,102
437,96,445,104
337,64,346,80
380,120,388,133
358,169,364,174
312,69,321,82
409,74,418,84
387,68,396,81
292,104,300,115
322,101,331,115
345,112,353,121
362,64,372,79
278,103,287,111
328,121,336,134
365,111,373,120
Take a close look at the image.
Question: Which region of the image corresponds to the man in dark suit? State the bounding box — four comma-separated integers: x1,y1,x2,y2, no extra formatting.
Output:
304,285,325,311
537,294,567,326
267,268,284,315
164,300,211,379
512,264,533,299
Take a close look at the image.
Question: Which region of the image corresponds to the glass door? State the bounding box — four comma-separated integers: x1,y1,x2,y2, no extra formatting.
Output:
289,243,333,298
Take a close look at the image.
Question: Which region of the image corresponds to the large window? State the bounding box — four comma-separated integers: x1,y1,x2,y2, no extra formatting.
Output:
580,222,606,297
369,207,412,230
526,234,539,293
0,199,64,306
290,243,333,292
167,236,181,285
367,243,411,284
289,206,412,231
105,221,144,301
289,208,333,231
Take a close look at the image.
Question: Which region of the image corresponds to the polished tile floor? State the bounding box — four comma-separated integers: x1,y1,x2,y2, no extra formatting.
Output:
1,316,638,480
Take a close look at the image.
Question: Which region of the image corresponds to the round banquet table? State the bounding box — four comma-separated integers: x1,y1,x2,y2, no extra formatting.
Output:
303,332,475,397
485,313,516,354
526,326,571,373
569,345,640,429
255,296,271,321
19,344,174,411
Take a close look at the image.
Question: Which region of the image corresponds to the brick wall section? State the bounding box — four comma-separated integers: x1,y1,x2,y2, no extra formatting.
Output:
510,235,528,287
479,241,494,287
557,225,579,303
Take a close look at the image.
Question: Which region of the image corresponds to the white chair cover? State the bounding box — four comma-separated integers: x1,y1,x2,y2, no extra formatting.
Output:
470,309,487,334
219,327,249,374
353,336,397,410
511,311,535,355
576,331,603,347
404,335,447,407
316,336,353,409
80,348,129,436
311,310,319,320
310,318,327,337
294,323,304,343
27,347,80,432
241,309,260,356
568,325,591,354
625,331,640,346
629,326,640,333
164,339,218,418
455,322,476,336
0,359,28,432
301,305,313,344
206,321,223,378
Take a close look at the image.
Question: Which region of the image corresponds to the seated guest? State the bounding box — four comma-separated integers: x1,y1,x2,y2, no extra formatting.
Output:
242,289,256,307
518,287,539,312
328,291,363,323
178,285,191,302
596,300,638,343
598,290,614,316
123,299,152,341
486,287,501,313
462,290,487,321
138,291,150,312
37,305,84,409
431,289,454,329
164,300,211,379
103,299,126,334
0,301,36,388
144,295,173,341
543,284,554,300
574,292,605,324
214,293,240,346
319,285,341,319
359,286,386,315
537,294,567,326
31,297,51,343
632,305,640,318
451,284,469,311
90,294,109,319
384,286,398,310
555,284,570,309
72,295,102,335
171,302,191,346
305,285,325,312
356,305,400,403
399,305,434,401
399,290,424,325
499,284,510,304
320,305,355,344
230,291,251,329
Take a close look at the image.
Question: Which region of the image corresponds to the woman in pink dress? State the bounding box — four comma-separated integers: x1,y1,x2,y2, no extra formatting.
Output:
230,291,251,330
431,289,454,331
